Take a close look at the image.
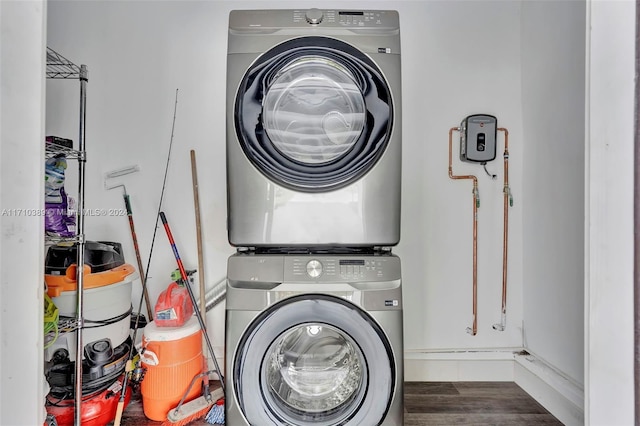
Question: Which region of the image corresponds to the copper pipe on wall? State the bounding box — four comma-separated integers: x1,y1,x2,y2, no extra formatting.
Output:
634,0,640,420
449,127,480,336
493,128,512,332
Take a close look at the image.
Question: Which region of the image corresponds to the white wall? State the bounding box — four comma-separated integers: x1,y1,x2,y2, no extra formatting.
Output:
0,1,47,424
46,0,526,369
396,0,525,356
41,1,638,423
586,0,636,423
520,0,585,386
46,0,235,356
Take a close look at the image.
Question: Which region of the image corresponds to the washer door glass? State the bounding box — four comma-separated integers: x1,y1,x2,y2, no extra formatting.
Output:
264,323,365,415
263,56,366,164
233,294,395,426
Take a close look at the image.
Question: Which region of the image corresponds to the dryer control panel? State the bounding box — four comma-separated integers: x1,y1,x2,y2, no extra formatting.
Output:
294,9,391,27
229,9,399,31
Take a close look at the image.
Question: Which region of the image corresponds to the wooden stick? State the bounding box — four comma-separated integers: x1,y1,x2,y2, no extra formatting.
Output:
190,149,211,396
191,150,206,317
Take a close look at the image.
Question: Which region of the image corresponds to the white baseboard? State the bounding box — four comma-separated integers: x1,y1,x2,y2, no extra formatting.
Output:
404,350,516,381
403,351,584,425
513,354,584,426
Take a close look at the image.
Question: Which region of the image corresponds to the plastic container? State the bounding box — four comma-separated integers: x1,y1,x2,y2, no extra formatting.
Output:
140,316,204,421
44,264,135,362
154,281,194,327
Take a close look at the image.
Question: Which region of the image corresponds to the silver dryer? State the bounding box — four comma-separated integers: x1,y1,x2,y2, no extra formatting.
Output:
226,9,402,247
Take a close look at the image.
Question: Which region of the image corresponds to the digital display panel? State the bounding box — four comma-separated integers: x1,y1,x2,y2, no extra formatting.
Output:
339,259,365,265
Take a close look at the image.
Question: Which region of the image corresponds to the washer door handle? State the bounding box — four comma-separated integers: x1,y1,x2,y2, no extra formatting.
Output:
228,279,281,290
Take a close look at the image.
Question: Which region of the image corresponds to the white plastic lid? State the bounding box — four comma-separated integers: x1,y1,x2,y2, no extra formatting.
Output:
142,315,201,342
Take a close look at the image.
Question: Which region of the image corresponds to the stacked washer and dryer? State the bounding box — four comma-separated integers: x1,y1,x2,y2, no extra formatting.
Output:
225,9,403,425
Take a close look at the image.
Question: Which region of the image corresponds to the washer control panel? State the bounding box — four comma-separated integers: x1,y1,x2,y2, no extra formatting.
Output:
286,256,398,282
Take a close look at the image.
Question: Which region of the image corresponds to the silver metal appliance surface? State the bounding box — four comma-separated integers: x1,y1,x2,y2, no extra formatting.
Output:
225,252,404,425
226,9,402,247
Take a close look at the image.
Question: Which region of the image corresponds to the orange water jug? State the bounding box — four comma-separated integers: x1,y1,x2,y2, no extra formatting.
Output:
140,316,204,421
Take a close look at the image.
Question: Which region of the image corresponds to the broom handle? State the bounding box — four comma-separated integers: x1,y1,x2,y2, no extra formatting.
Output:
113,401,125,425
160,211,225,394
190,149,210,399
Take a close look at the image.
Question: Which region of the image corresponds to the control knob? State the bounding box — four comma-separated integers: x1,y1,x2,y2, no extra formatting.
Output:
306,259,323,278
305,9,324,25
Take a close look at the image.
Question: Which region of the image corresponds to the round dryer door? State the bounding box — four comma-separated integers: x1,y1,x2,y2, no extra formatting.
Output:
233,294,396,425
235,37,393,192
262,56,366,165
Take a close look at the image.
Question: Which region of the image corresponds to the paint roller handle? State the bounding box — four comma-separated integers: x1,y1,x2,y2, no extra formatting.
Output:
123,193,133,215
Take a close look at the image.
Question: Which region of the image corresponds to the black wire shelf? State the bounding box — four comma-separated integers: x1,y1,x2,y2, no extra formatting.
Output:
45,141,83,160
45,234,81,245
46,47,82,79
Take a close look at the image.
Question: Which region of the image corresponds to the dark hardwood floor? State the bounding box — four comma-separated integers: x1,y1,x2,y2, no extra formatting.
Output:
114,381,563,425
404,382,562,425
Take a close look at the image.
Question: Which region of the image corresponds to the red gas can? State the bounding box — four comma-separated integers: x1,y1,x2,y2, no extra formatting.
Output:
154,281,194,327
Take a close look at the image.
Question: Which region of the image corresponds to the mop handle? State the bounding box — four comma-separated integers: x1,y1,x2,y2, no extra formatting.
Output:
159,212,226,394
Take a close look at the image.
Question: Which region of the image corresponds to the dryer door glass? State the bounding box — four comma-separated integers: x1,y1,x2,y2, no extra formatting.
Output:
263,56,366,164
235,37,393,192
264,323,365,414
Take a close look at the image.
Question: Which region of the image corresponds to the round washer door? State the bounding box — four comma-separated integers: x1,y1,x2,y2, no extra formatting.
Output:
233,294,396,425
235,37,393,192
